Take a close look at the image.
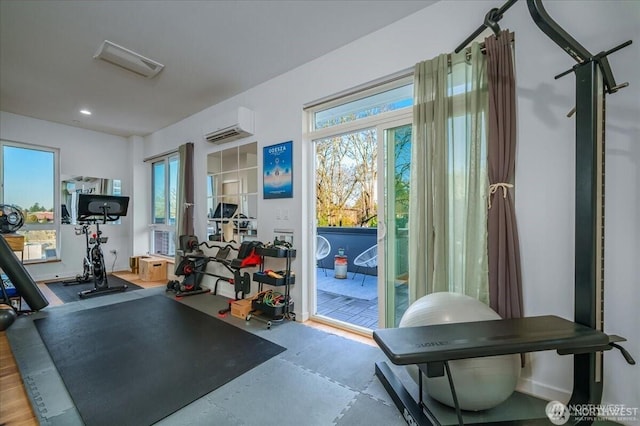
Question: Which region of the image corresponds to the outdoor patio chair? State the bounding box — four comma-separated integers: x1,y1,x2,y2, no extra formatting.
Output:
352,244,377,285
316,235,331,276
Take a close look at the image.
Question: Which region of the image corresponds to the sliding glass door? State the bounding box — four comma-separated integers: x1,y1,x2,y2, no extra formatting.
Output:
381,122,412,327
310,117,411,331
306,78,413,331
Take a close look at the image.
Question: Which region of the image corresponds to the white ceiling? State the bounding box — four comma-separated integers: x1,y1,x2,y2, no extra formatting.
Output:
0,0,436,137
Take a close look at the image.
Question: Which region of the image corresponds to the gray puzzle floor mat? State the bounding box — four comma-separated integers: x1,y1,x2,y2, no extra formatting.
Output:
8,288,405,426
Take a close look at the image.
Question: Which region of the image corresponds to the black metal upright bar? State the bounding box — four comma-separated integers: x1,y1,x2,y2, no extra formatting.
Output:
526,0,591,62
571,60,605,408
525,0,636,411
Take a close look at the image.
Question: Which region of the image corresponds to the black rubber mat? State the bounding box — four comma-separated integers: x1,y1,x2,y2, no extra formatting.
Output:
45,275,142,303
34,295,285,426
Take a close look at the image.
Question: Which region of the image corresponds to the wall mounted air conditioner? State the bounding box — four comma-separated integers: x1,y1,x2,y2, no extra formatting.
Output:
204,107,255,144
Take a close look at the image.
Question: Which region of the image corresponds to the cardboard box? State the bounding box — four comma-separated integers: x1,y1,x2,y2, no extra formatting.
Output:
230,299,253,320
139,258,167,282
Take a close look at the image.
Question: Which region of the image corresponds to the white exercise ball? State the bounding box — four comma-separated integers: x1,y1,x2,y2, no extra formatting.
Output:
399,292,520,411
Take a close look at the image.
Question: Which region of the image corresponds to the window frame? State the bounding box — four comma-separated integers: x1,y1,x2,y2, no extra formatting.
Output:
149,153,179,257
206,142,259,243
304,75,414,331
0,139,60,263
306,74,413,132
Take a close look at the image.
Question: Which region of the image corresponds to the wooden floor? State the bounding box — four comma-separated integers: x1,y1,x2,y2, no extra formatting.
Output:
0,271,374,425
0,330,38,426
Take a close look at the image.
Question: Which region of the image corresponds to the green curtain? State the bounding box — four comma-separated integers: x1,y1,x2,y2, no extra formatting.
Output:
408,43,489,304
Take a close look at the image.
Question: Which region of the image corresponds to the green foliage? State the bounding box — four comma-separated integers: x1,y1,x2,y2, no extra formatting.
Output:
315,130,378,227
28,202,47,212
315,123,411,229
393,127,412,229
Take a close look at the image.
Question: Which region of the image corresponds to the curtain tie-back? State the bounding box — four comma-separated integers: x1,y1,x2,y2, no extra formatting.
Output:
488,182,514,209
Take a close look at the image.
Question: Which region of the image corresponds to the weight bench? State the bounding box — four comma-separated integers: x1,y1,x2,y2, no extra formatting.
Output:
373,315,634,425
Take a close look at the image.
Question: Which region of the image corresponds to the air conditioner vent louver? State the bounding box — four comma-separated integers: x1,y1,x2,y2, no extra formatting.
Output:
206,127,251,144
140,59,159,71
204,107,255,144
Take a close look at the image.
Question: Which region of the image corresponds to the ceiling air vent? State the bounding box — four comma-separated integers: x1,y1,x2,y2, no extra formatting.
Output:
94,40,164,78
204,107,255,144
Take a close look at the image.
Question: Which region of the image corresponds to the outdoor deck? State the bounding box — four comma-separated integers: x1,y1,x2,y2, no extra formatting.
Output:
316,269,409,329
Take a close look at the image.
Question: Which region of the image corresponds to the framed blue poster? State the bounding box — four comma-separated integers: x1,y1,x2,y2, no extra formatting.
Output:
263,141,293,199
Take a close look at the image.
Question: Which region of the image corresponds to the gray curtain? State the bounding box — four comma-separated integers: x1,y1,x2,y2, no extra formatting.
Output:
485,31,523,319
408,43,489,304
176,142,194,258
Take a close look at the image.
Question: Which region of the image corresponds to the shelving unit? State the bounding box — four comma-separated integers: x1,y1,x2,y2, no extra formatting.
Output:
247,246,296,328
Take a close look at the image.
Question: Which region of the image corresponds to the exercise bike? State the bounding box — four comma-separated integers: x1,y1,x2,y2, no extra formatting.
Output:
75,194,130,299
63,223,95,286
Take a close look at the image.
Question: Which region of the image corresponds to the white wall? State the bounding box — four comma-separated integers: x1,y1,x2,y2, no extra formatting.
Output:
129,134,150,257
0,111,133,280
143,0,639,413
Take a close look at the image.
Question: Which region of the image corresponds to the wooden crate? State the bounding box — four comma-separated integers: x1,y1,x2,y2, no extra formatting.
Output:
138,258,167,282
230,299,253,320
129,255,151,274
2,234,24,251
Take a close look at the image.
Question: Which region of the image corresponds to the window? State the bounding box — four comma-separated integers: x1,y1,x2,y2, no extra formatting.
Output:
1,141,59,262
308,78,413,228
312,82,413,130
150,154,179,256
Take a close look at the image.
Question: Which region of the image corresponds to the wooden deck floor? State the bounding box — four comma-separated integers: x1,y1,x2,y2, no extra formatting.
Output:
316,270,409,329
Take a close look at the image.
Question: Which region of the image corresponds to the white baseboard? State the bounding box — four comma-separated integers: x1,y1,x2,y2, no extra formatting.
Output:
516,377,571,403
201,281,234,299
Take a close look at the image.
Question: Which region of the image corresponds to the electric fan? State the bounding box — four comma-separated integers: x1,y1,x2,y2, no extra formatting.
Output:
0,205,25,234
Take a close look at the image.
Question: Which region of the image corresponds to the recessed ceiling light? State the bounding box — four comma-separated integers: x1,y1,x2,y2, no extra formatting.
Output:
80,109,92,116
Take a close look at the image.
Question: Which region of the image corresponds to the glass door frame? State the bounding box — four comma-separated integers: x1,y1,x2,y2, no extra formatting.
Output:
379,118,412,329
305,108,412,333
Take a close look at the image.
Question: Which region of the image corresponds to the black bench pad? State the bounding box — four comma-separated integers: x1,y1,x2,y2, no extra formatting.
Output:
373,315,609,365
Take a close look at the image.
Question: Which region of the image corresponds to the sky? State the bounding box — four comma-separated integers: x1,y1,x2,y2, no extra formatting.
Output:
3,145,54,210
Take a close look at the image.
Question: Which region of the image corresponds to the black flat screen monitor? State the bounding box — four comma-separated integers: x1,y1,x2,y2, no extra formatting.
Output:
78,194,129,221
61,204,71,224
212,202,237,221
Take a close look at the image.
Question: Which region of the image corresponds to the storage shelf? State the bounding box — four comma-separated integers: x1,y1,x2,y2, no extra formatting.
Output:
255,247,296,258
248,244,297,327
252,300,294,318
253,271,295,286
